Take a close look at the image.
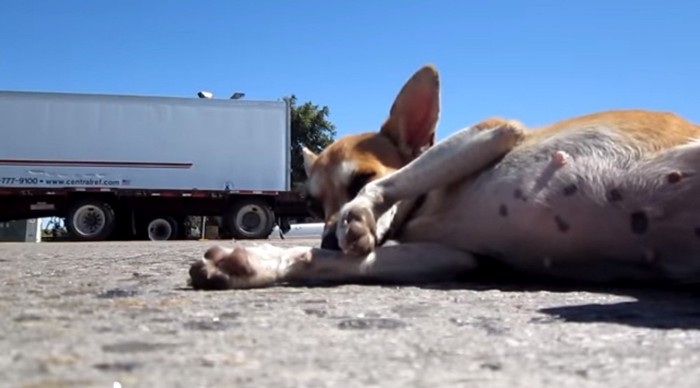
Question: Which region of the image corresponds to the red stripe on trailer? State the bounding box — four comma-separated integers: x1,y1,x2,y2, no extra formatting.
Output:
0,159,193,169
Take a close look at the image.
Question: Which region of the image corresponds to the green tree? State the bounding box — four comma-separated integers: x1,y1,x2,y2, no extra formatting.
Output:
286,95,337,190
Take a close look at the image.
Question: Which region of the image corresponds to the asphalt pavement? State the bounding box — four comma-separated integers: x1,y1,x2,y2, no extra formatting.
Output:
2,239,700,388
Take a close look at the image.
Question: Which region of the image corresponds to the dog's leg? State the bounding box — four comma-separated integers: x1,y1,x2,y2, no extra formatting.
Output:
337,121,526,255
188,242,476,290
372,120,525,207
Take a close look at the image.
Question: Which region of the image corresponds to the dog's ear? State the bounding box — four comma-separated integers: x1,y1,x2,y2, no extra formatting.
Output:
302,146,318,177
381,65,440,158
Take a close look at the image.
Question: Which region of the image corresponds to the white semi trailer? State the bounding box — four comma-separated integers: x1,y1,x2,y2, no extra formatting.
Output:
0,90,310,241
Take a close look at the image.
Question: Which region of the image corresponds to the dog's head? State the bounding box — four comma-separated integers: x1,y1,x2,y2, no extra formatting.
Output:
302,65,441,249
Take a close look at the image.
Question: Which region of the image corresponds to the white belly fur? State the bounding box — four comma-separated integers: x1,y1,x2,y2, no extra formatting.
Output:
398,127,700,283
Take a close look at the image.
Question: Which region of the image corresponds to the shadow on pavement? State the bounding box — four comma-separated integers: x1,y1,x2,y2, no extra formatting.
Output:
421,270,700,330
538,296,700,330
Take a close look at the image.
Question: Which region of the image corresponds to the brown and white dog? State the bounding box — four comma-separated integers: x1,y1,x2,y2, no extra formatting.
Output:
189,64,700,290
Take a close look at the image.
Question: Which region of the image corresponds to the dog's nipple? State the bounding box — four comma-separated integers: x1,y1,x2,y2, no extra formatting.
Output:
551,150,570,167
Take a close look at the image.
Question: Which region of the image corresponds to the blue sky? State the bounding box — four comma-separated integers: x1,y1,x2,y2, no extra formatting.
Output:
1,1,699,141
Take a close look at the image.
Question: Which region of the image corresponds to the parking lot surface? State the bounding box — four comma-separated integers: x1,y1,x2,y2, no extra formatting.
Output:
2,240,700,388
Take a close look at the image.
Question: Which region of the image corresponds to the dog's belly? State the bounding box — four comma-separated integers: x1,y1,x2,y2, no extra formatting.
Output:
398,129,700,283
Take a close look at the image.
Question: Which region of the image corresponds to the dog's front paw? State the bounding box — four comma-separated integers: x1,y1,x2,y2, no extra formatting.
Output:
337,201,377,256
188,244,279,290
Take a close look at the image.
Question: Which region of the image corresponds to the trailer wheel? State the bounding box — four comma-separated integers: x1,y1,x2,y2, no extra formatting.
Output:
146,217,178,241
66,199,116,241
226,199,274,239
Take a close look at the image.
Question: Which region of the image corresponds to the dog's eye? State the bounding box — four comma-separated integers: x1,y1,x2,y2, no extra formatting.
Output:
348,171,376,198
305,196,324,219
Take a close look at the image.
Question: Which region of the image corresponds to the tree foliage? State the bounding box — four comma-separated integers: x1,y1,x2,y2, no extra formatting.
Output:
286,95,337,190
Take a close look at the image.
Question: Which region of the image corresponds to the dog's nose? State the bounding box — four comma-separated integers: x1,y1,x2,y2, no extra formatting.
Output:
321,230,341,250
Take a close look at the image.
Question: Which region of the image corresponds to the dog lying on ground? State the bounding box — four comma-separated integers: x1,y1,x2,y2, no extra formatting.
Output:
189,64,700,290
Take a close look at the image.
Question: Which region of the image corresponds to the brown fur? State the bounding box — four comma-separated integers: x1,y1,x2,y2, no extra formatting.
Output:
525,110,700,152
307,133,404,227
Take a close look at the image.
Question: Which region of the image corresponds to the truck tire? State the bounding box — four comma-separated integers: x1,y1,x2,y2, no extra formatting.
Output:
66,199,116,241
226,199,275,239
146,216,178,241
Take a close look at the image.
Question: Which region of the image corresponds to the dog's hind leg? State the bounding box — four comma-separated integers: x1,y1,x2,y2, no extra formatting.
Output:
188,242,477,289
335,121,525,255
